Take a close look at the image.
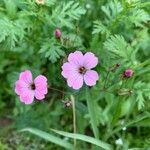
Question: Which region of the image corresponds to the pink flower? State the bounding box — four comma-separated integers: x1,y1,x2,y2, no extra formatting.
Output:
124,69,134,78
61,51,99,90
15,70,48,104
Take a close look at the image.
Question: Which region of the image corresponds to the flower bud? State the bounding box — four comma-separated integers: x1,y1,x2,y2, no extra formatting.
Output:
36,0,45,5
124,69,133,78
62,100,72,108
55,29,61,39
109,63,120,72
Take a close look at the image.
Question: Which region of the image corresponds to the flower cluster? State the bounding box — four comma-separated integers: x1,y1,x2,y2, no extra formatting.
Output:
15,51,99,104
15,50,134,105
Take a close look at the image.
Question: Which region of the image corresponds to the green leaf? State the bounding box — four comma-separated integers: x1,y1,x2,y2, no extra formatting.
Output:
134,82,150,110
106,112,150,139
46,0,56,7
111,97,122,126
129,9,150,27
52,129,112,150
51,1,86,28
104,34,134,63
21,128,74,150
3,0,17,18
93,21,110,36
0,17,26,49
136,91,145,110
39,38,65,63
101,1,122,22
86,87,99,139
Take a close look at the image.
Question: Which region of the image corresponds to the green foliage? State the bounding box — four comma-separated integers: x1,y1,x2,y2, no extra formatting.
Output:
0,142,8,150
93,20,110,36
101,0,123,23
21,128,74,150
0,0,150,149
134,82,150,110
39,38,65,63
86,87,99,139
52,128,112,150
128,8,150,27
51,1,86,28
104,35,133,61
0,17,26,49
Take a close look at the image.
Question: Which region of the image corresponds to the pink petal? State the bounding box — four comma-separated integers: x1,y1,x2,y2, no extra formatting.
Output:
84,70,99,86
34,75,47,85
67,73,83,90
34,75,48,95
61,62,77,78
15,80,28,95
19,70,33,84
20,90,34,104
83,52,98,69
68,51,83,66
34,90,45,100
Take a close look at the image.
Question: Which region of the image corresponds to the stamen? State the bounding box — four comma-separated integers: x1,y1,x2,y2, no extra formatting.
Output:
79,67,86,74
30,83,36,90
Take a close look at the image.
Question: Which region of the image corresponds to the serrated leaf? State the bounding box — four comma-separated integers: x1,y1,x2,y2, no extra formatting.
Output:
101,1,122,22
129,9,150,27
39,39,65,63
93,20,110,36
104,34,133,62
51,1,86,28
0,17,26,49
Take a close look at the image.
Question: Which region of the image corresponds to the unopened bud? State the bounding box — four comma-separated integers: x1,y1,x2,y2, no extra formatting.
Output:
55,29,61,39
124,69,133,78
109,63,120,72
36,0,45,5
62,100,72,108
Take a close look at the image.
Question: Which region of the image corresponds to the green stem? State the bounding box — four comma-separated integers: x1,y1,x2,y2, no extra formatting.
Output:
133,59,150,69
103,71,110,89
70,95,77,147
86,87,99,139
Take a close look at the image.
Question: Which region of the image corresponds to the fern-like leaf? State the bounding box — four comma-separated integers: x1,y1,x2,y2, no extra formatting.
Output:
129,9,150,27
101,1,122,23
39,39,65,63
51,1,86,28
93,20,110,36
0,17,26,49
104,35,133,62
134,82,150,110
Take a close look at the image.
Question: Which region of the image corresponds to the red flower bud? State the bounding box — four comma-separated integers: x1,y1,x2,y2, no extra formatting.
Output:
55,29,61,39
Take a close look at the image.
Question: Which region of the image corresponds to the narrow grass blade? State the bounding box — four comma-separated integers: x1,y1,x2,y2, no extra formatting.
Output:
21,128,74,150
86,87,99,139
52,129,113,150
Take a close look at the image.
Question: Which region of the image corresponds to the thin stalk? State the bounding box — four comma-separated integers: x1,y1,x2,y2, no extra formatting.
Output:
48,87,64,94
48,87,65,99
103,71,110,89
70,95,77,147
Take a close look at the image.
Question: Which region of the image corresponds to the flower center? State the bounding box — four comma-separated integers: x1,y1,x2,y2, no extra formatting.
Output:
79,67,87,74
30,83,36,90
